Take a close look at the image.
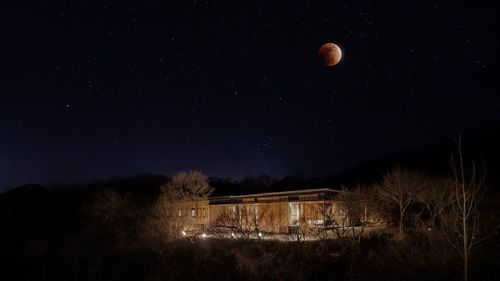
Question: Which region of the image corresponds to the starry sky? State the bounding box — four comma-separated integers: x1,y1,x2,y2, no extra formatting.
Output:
1,0,498,188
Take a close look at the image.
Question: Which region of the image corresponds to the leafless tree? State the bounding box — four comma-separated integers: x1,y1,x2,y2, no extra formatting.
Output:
415,176,454,229
251,204,279,238
318,201,351,240
143,171,212,252
360,185,388,226
85,190,139,250
377,167,425,235
215,205,254,239
215,203,277,239
143,192,178,252
162,170,214,200
295,204,316,241
316,188,366,241
340,189,368,241
441,137,498,281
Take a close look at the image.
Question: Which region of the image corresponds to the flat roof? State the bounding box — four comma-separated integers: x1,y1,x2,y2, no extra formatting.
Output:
209,188,345,200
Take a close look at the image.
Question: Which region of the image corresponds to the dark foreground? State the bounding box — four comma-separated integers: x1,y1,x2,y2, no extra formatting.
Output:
1,232,498,281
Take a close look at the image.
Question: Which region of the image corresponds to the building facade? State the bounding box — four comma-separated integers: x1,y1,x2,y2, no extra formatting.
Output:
180,188,354,236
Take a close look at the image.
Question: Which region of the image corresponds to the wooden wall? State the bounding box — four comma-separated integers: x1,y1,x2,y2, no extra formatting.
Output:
168,200,210,232
207,200,347,234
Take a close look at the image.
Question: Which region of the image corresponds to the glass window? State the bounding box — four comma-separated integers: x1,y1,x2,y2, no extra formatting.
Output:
231,205,239,219
288,203,300,225
191,208,196,217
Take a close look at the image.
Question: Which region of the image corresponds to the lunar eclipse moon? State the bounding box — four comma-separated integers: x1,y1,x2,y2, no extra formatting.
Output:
318,43,342,67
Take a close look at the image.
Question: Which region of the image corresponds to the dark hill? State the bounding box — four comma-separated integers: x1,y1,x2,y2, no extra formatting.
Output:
0,174,169,256
269,127,500,192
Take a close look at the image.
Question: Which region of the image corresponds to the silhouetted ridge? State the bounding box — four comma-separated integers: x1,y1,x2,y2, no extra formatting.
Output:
270,126,500,191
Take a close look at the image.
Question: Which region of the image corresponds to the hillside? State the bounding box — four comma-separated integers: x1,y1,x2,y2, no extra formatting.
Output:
269,127,500,192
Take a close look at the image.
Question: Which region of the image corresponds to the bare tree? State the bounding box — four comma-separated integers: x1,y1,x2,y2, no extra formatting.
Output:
215,203,277,239
359,185,388,226
316,201,335,239
377,167,425,235
215,205,254,239
296,204,315,241
318,200,351,240
143,171,212,251
339,189,368,241
142,192,177,253
316,189,366,241
441,137,493,281
250,204,279,238
85,190,139,250
415,176,454,229
162,170,214,200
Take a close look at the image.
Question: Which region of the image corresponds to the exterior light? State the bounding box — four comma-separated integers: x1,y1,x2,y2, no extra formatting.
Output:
258,232,262,237
231,232,235,238
181,230,186,236
202,233,207,238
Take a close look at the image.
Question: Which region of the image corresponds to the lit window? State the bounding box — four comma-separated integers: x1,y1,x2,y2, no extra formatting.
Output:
231,205,239,218
288,203,300,225
178,210,182,217
191,208,195,217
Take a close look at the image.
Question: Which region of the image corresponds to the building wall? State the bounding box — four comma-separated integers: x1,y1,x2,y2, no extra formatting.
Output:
208,202,289,233
167,200,210,233
172,190,357,235
207,199,349,234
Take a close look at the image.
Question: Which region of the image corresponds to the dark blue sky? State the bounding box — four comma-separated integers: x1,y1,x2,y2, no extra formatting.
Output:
1,0,498,188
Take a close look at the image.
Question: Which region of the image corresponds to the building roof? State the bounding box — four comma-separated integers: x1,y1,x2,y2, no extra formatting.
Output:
208,188,348,204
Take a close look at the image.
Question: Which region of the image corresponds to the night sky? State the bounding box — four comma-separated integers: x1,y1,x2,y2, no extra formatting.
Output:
1,0,498,188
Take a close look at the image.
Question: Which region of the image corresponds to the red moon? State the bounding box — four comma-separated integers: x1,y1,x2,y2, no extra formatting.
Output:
318,43,342,66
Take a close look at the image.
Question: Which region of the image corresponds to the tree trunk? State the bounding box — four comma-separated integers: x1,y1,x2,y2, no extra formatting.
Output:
399,207,404,235
464,253,468,281
462,180,468,281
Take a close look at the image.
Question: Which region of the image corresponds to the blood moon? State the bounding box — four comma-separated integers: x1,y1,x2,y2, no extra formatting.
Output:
318,43,342,67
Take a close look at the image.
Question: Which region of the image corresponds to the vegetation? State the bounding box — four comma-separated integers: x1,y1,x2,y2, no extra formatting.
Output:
1,143,499,281
143,170,213,250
